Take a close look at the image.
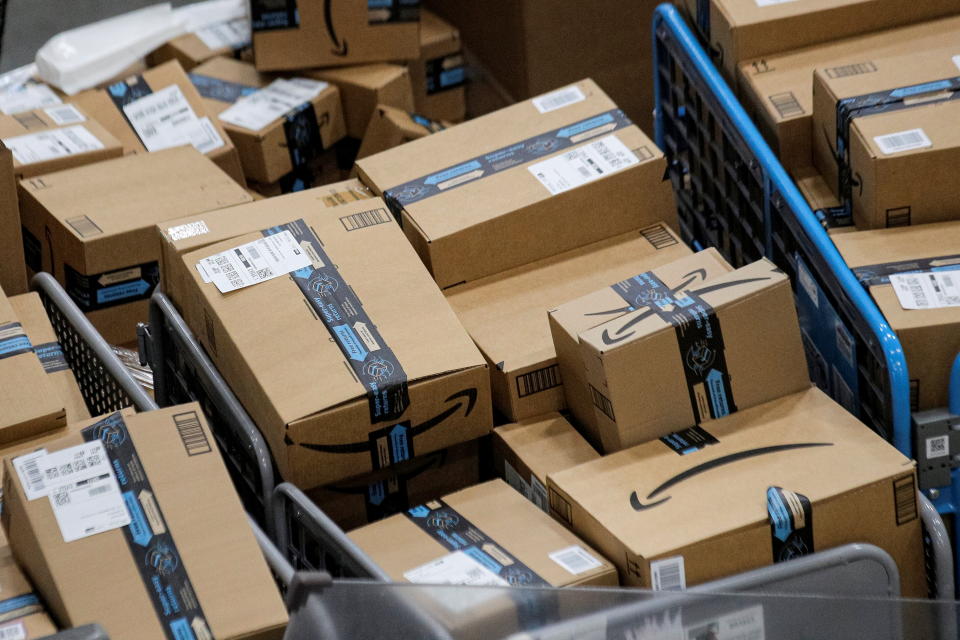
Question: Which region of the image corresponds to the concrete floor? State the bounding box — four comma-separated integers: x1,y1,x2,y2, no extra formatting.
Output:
1,0,192,72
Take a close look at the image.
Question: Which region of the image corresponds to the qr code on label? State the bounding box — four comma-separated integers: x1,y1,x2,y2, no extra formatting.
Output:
53,488,70,506
926,435,950,460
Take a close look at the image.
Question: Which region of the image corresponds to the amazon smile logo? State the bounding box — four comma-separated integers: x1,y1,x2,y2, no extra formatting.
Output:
629,443,832,511
324,0,349,56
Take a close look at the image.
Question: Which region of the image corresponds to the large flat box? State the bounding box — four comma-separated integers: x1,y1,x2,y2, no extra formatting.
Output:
177,199,492,489
576,259,809,451
70,60,245,185
446,223,690,422
0,549,58,638
0,104,123,178
492,412,598,512
307,64,415,140
358,79,676,289
18,147,252,344
307,439,480,531
3,405,288,639
9,293,89,425
356,104,445,161
0,144,27,295
737,16,960,172
813,45,960,229
409,10,466,123
0,284,65,445
832,222,960,412
548,388,926,596
549,249,733,451
190,57,346,184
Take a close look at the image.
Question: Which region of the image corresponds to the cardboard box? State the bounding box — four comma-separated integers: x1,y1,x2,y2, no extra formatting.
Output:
446,223,691,422
356,104,446,161
0,144,27,295
812,45,960,229
148,18,252,71
793,165,841,213
548,388,926,596
0,284,65,445
549,249,733,451
69,60,245,185
307,439,480,531
492,412,598,512
308,64,415,140
576,259,809,451
357,79,677,289
190,57,347,184
0,549,58,638
245,147,351,197
176,198,492,489
18,146,252,344
737,16,960,172
832,222,960,411
0,104,123,178
3,405,288,639
251,0,420,71
462,48,515,119
409,9,466,123
9,293,89,425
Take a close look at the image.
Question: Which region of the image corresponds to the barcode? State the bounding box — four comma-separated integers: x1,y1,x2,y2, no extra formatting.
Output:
885,206,912,228
44,104,86,125
825,61,877,79
167,220,210,241
214,255,243,289
53,489,70,506
549,545,603,575
22,458,43,492
641,223,678,249
651,556,686,591
516,365,562,398
549,487,572,525
592,140,622,169
926,435,949,460
0,622,26,640
174,411,212,456
893,475,918,525
88,484,111,497
874,128,931,155
590,384,616,421
578,165,591,177
247,245,261,260
66,215,102,238
340,207,392,231
768,91,804,118
532,86,586,114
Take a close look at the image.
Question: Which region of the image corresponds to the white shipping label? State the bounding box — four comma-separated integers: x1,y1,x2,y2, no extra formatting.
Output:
219,78,329,132
927,435,950,460
167,220,210,242
874,128,932,155
12,449,48,500
39,441,131,543
684,605,765,640
529,134,639,195
651,555,686,591
532,85,586,114
195,230,312,293
0,622,26,640
43,103,86,125
889,272,960,310
194,17,251,50
549,545,603,575
123,85,224,154
4,126,104,164
0,83,62,115
404,550,509,587
953,55,960,72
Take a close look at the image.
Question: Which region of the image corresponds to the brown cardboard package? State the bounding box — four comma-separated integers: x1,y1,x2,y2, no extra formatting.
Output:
492,413,598,512
409,10,466,123
147,18,252,72
307,64,415,139
251,0,420,71
446,223,690,422
308,439,480,531
356,104,446,161
176,199,492,489
832,222,960,411
576,259,809,451
549,249,733,451
548,388,926,596
0,104,123,178
0,284,64,445
812,46,960,229
3,405,288,639
349,480,617,637
358,79,676,289
70,60,245,185
18,146,252,344
0,144,27,295
793,165,841,213
190,57,347,183
737,16,960,172
9,293,89,424
684,0,958,81
245,148,350,197
0,549,58,638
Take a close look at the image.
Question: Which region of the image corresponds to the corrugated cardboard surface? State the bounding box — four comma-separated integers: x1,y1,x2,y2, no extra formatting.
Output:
792,165,841,212
18,146,251,344
549,249,732,451
178,198,491,488
0,549,58,638
0,145,27,295
409,9,465,123
446,223,690,421
3,405,288,639
356,104,437,161
548,388,926,596
357,78,676,289
308,64,415,139
148,33,248,72
578,259,809,451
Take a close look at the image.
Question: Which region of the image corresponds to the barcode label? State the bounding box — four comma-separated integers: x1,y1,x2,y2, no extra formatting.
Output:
874,128,931,155
4,125,105,164
516,364,562,398
529,134,639,195
549,487,572,525
12,449,48,500
640,223,678,250
404,550,508,586
893,475,918,525
66,215,102,238
532,85,586,114
926,435,950,460
340,207,392,231
768,91,804,118
889,271,960,310
43,103,86,125
0,622,26,640
124,84,224,154
825,62,877,79
196,229,313,293
0,83,61,115
174,411,212,456
167,220,210,242
549,545,603,575
219,78,329,132
590,384,616,421
650,556,686,591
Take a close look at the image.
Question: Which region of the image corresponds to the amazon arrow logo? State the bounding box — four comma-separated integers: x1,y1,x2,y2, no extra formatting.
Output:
585,268,710,318
629,443,832,511
324,0,349,56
